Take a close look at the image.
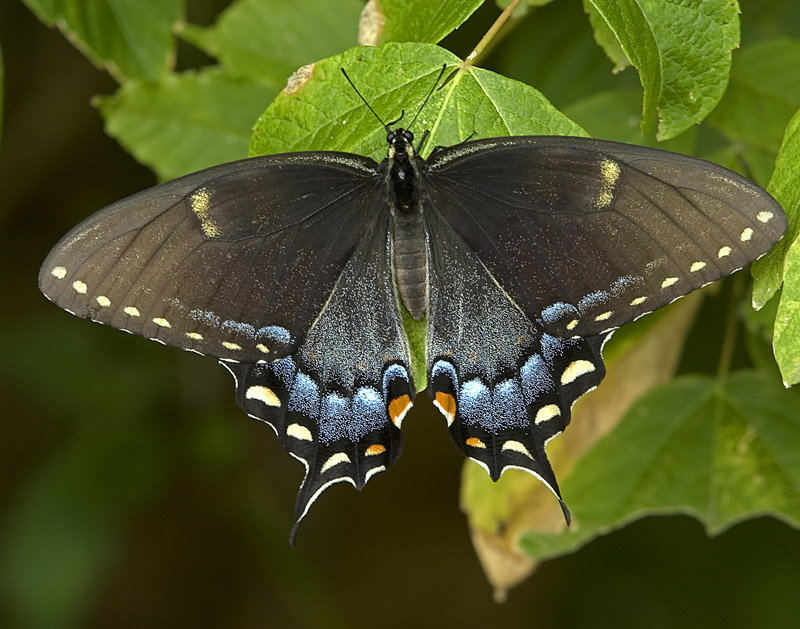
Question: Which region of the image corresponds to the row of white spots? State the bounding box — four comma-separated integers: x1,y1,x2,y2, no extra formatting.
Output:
50,265,287,355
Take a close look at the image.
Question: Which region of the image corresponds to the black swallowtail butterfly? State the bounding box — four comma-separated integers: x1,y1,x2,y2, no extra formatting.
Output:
39,68,786,539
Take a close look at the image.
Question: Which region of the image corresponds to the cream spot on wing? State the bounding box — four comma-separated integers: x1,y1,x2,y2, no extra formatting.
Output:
51,266,67,279
630,296,648,306
661,277,679,289
740,227,753,242
594,311,613,322
718,246,732,258
185,331,203,340
222,341,242,350
320,452,351,474
561,360,595,385
594,159,621,208
501,440,534,459
757,211,774,223
690,261,706,272
72,280,87,294
566,319,579,331
535,404,561,425
95,296,111,307
287,423,313,441
256,343,270,354
123,306,140,317
152,317,171,328
246,385,281,407
190,187,221,238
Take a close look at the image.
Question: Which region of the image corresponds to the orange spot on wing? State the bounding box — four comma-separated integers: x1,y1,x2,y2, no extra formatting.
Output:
466,437,486,449
365,444,386,456
434,391,456,421
388,394,412,427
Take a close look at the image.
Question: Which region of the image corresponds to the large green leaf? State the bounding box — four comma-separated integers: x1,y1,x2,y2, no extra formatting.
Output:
708,38,800,155
362,0,484,46
22,0,182,82
250,42,586,161
96,69,275,180
752,108,800,308
181,0,364,89
586,0,739,140
519,371,800,560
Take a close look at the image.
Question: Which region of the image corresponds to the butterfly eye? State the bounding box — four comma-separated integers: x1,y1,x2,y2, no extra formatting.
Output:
386,130,396,144
402,129,414,144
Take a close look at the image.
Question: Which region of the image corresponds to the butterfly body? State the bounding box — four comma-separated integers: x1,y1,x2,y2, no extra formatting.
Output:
40,124,786,538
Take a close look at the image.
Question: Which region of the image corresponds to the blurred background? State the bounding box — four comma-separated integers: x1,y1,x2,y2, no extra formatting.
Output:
2,1,800,628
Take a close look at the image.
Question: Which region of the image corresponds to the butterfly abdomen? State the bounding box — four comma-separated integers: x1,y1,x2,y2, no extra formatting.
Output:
392,210,428,319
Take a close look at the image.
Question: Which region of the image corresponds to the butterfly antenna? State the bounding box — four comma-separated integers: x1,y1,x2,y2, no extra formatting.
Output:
408,64,447,132
341,68,391,133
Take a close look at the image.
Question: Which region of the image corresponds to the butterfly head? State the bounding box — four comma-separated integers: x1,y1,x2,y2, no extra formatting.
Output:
387,128,415,155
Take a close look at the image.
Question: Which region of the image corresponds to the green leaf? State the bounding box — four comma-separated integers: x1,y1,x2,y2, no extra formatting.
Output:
775,247,800,386
708,38,800,155
250,42,586,161
96,68,275,180
586,0,739,140
583,0,629,73
752,107,800,310
519,372,800,560
22,0,182,82
363,0,484,45
181,0,364,88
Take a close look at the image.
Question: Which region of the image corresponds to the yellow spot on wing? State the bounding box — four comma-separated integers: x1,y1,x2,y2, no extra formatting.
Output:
594,159,621,208
190,188,221,238
630,296,647,306
535,404,561,424
718,246,732,258
388,394,412,428
96,296,111,307
365,444,386,456
501,440,534,459
561,360,595,384
594,311,613,322
256,343,270,354
320,452,351,474
566,319,579,331
222,341,242,350
246,385,281,407
287,423,313,441
740,228,753,242
72,280,87,294
466,437,486,449
690,261,706,272
51,266,67,279
661,277,679,289
757,211,773,223
152,317,171,328
186,332,203,340
433,391,456,426
124,306,140,317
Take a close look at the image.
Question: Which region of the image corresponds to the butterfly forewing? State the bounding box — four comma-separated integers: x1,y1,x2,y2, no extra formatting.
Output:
427,137,786,339
39,153,381,363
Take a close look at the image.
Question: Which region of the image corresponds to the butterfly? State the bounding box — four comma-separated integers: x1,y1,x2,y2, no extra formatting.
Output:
39,67,786,540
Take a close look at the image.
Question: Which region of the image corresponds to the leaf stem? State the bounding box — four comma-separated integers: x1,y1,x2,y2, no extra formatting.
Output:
443,0,522,86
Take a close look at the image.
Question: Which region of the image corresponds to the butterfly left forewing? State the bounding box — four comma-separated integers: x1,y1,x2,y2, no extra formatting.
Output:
39,153,381,363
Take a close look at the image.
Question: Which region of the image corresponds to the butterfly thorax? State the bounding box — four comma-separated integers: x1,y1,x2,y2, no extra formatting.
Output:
385,128,429,320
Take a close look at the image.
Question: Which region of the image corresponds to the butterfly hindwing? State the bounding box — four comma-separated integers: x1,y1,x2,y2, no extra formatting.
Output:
223,211,414,538
427,136,786,338
38,152,382,363
425,209,608,514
